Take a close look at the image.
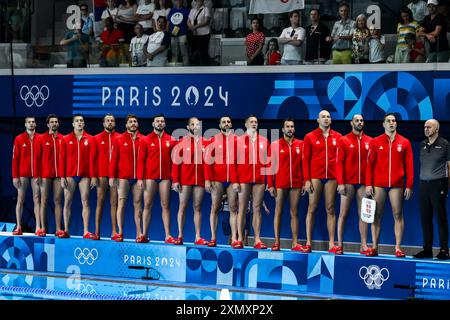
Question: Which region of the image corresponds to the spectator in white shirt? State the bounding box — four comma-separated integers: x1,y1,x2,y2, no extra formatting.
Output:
407,0,428,24
367,26,385,63
187,0,211,65
130,23,150,66
152,0,172,31
278,10,306,65
147,16,171,66
101,0,119,24
136,0,155,35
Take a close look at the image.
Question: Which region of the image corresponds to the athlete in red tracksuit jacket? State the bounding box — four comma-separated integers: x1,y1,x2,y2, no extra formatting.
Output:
171,117,211,246
268,119,304,252
235,115,270,249
365,113,414,258
109,115,143,243
11,117,41,236
92,114,120,240
137,114,177,244
35,115,65,237
59,115,97,239
302,110,342,253
335,115,372,255
204,116,239,248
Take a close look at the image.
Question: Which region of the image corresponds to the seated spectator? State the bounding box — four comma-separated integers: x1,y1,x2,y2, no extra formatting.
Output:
101,0,119,25
405,33,425,62
99,17,125,67
130,23,149,66
305,9,331,64
408,0,428,25
394,6,419,63
417,0,450,62
60,22,90,68
329,2,355,64
168,0,190,65
265,38,281,65
136,0,155,35
278,10,305,65
187,0,211,66
80,3,94,37
351,14,369,64
153,0,172,31
367,26,385,63
116,0,138,43
147,16,170,66
245,16,265,65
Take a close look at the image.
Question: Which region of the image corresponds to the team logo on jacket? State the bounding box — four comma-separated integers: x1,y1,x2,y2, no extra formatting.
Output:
69,141,73,145
84,140,88,146
260,143,263,149
397,144,402,152
166,141,170,147
45,142,50,146
281,149,285,153
350,144,355,148
332,138,337,146
101,141,105,145
296,147,300,154
22,143,27,147
365,142,370,150
218,145,222,148
124,142,128,146
316,141,320,145
379,146,383,150
151,143,155,147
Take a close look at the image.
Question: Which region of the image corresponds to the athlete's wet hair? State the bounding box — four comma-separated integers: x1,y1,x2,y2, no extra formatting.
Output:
46,114,58,124
153,114,165,121
282,118,295,128
126,114,138,123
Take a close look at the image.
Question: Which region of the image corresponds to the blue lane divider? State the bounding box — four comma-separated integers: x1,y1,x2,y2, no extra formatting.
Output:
0,285,147,300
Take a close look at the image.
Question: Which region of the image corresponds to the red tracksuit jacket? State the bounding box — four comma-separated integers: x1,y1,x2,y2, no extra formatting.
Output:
204,132,238,183
94,130,120,178
236,133,270,184
35,131,64,178
268,138,303,189
302,128,342,181
60,131,96,178
109,132,143,180
171,135,210,186
336,132,372,185
366,133,414,189
137,131,177,180
12,132,40,178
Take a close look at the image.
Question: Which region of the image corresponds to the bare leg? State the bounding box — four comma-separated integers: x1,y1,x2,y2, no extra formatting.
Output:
388,188,405,252
15,177,30,230
305,179,324,246
143,179,158,238
227,184,239,243
193,186,205,241
209,182,225,242
251,183,266,245
159,180,173,240
53,178,63,233
289,188,301,247
116,179,130,235
337,184,356,248
30,178,41,230
356,186,369,251
39,178,52,231
110,184,118,236
237,184,251,243
63,178,77,233
94,177,108,235
273,188,287,245
132,182,143,238
177,185,192,239
324,179,337,249
78,178,91,235
371,187,387,250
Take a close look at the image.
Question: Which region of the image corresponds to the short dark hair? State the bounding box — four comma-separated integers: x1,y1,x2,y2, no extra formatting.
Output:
157,15,167,23
398,6,414,24
383,113,397,121
153,113,165,121
126,114,138,122
219,115,232,123
338,1,349,9
310,8,320,15
24,116,35,122
72,114,84,121
245,115,258,122
103,113,115,122
46,114,58,124
188,117,199,125
289,10,300,18
79,3,88,9
282,118,295,128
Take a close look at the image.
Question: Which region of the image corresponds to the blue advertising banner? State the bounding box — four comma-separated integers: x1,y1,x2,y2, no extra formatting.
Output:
415,262,450,300
2,70,449,120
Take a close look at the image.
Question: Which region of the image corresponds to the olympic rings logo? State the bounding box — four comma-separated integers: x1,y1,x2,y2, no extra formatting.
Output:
359,265,390,289
74,283,97,295
19,85,50,107
74,247,99,265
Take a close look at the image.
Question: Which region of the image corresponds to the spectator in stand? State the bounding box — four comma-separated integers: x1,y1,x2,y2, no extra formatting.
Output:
245,16,265,66
394,6,419,63
305,8,331,64
329,2,356,64
136,0,155,35
116,0,138,42
367,25,385,63
265,38,281,65
99,17,125,66
80,3,94,37
278,10,305,65
146,15,170,66
351,14,369,64
168,0,190,65
417,0,450,62
153,0,172,31
60,21,90,68
406,33,426,62
408,0,428,24
188,0,211,66
130,23,149,66
101,0,119,25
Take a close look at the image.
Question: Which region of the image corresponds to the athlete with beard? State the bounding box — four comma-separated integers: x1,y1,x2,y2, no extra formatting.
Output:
12,117,41,235
336,114,372,254
35,114,64,237
92,114,120,240
109,114,144,242
137,114,177,243
204,116,238,247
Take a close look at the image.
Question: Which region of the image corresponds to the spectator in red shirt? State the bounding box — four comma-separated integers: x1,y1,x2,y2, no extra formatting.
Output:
245,16,265,65
405,33,425,62
99,17,125,67
265,38,281,65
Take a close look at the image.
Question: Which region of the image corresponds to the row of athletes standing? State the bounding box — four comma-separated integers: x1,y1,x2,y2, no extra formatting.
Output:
11,111,414,257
